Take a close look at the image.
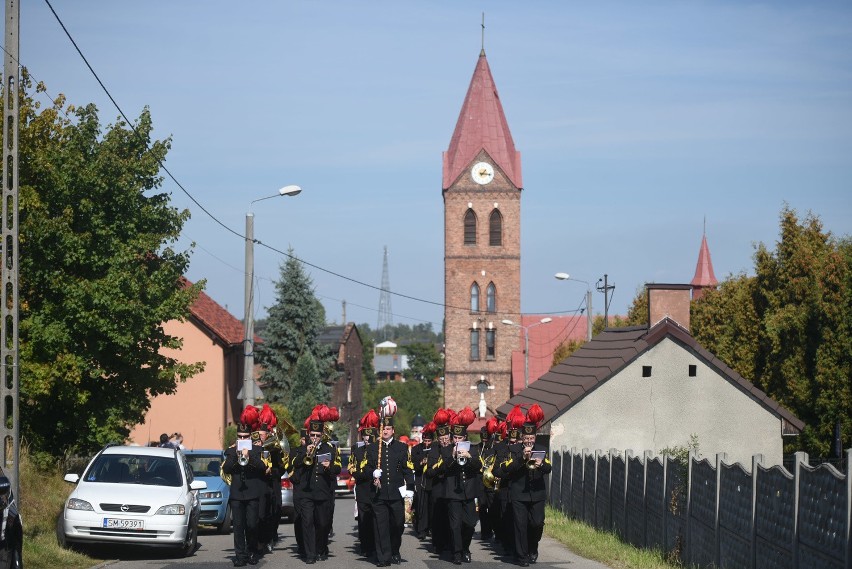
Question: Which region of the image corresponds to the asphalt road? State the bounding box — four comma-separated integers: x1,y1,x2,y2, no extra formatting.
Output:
88,494,609,569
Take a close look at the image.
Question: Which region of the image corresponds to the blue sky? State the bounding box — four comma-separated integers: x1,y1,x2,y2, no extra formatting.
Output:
20,1,852,332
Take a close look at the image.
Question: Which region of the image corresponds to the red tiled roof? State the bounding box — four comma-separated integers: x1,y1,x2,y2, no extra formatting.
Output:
183,279,246,346
443,51,522,189
510,315,589,395
690,234,718,288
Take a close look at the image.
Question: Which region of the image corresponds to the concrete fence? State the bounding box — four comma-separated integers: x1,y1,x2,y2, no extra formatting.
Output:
549,447,851,569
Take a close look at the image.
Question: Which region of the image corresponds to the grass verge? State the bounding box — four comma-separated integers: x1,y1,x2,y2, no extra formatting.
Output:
18,448,95,569
544,505,686,569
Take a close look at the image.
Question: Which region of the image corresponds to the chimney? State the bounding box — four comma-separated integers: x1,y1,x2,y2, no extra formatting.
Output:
646,284,691,331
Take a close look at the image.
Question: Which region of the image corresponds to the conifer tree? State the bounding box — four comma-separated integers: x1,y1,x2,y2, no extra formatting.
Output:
256,249,331,401
289,353,328,425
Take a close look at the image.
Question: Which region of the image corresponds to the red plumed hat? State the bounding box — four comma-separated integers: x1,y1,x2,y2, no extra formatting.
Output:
310,405,325,421
422,421,436,435
240,405,260,430
499,421,508,438
525,404,544,426
506,405,526,429
319,405,333,422
361,409,380,429
327,406,340,423
446,408,458,424
433,408,450,426
456,407,476,427
258,403,277,430
486,416,500,435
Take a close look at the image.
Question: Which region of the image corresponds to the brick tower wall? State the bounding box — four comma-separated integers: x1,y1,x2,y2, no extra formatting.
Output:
443,159,521,414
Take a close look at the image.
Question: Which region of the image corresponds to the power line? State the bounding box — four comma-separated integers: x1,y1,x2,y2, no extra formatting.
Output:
39,0,569,322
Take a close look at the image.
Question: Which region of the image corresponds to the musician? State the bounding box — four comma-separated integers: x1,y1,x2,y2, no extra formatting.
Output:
291,416,341,564
222,422,267,567
411,422,435,539
255,409,286,555
291,427,309,559
424,409,452,557
351,410,379,560
365,415,414,567
494,407,524,557
477,417,499,542
494,405,551,567
440,408,480,565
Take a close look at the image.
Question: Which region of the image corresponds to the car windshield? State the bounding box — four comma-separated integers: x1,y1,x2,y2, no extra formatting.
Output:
185,453,224,478
84,454,183,487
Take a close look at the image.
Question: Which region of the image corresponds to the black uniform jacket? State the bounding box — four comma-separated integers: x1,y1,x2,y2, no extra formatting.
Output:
440,444,482,501
223,445,268,500
410,442,431,488
364,438,415,501
424,444,452,499
350,443,374,499
491,440,512,489
290,441,342,500
494,442,552,502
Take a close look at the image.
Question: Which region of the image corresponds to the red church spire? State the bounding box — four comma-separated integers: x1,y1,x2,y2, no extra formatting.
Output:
442,51,522,189
690,227,718,300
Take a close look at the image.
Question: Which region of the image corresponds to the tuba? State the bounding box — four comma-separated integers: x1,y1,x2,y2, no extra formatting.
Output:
482,454,498,489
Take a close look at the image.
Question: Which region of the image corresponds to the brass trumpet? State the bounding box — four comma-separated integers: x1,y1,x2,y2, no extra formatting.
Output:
482,454,499,489
524,444,539,470
303,424,333,467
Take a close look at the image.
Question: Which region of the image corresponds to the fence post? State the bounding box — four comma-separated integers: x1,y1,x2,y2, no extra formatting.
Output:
570,447,578,518
792,451,808,569
751,454,763,569
845,448,851,569
644,450,653,548
686,450,695,565
610,448,618,533
715,453,727,569
624,449,633,539
663,451,669,557
581,448,589,522
594,449,601,528
561,446,568,516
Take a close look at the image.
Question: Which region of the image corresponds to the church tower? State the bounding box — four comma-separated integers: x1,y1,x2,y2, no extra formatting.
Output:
690,228,718,300
443,49,522,413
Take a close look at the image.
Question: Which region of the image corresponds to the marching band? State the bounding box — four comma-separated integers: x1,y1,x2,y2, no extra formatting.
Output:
223,400,551,568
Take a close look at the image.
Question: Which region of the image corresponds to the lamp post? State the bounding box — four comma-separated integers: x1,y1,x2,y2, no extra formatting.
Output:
554,272,593,341
501,317,552,389
242,185,302,406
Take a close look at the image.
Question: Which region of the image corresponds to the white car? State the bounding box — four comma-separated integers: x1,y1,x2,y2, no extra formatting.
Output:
59,444,206,557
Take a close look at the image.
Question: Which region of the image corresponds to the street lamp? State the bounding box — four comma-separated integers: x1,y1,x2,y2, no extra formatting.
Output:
242,185,302,406
555,272,593,341
501,317,552,389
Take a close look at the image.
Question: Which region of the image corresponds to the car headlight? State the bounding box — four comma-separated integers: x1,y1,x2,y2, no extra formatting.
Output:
155,504,187,515
67,498,94,511
199,491,222,499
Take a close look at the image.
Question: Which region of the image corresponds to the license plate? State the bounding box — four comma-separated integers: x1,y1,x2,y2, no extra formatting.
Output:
103,518,144,530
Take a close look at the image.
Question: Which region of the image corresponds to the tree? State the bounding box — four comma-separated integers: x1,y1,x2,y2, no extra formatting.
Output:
256,248,331,401
288,353,329,427
401,342,443,385
692,207,851,456
7,74,202,460
625,285,649,326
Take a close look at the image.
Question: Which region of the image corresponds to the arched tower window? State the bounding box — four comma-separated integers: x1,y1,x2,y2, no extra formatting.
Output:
464,209,477,245
486,282,496,313
470,283,480,312
489,209,503,246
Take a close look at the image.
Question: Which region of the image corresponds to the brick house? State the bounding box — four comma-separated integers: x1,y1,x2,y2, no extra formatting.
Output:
318,323,364,447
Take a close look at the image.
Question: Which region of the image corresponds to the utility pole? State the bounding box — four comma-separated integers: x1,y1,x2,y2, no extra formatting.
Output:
1,0,21,502
596,274,615,329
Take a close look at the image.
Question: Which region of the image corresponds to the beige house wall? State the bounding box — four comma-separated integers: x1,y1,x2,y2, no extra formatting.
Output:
549,338,784,467
127,319,227,450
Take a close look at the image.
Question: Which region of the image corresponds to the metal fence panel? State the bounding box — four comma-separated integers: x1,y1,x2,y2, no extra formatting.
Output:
754,464,794,569
611,455,626,538
689,458,717,566
719,462,752,569
665,456,687,559
646,457,665,550
797,464,847,569
595,453,611,532
551,450,562,510
560,449,572,517
626,455,646,548
571,453,584,519
583,453,596,526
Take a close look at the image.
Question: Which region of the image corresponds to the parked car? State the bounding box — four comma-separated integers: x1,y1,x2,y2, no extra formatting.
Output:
59,444,206,557
0,475,23,568
280,472,294,522
183,450,230,534
335,448,353,495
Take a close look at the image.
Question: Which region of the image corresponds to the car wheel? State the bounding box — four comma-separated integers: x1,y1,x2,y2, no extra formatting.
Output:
55,512,68,549
179,518,199,557
216,504,232,535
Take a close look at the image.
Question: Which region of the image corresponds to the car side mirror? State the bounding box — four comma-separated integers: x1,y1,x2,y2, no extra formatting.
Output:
64,473,81,484
190,480,207,491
